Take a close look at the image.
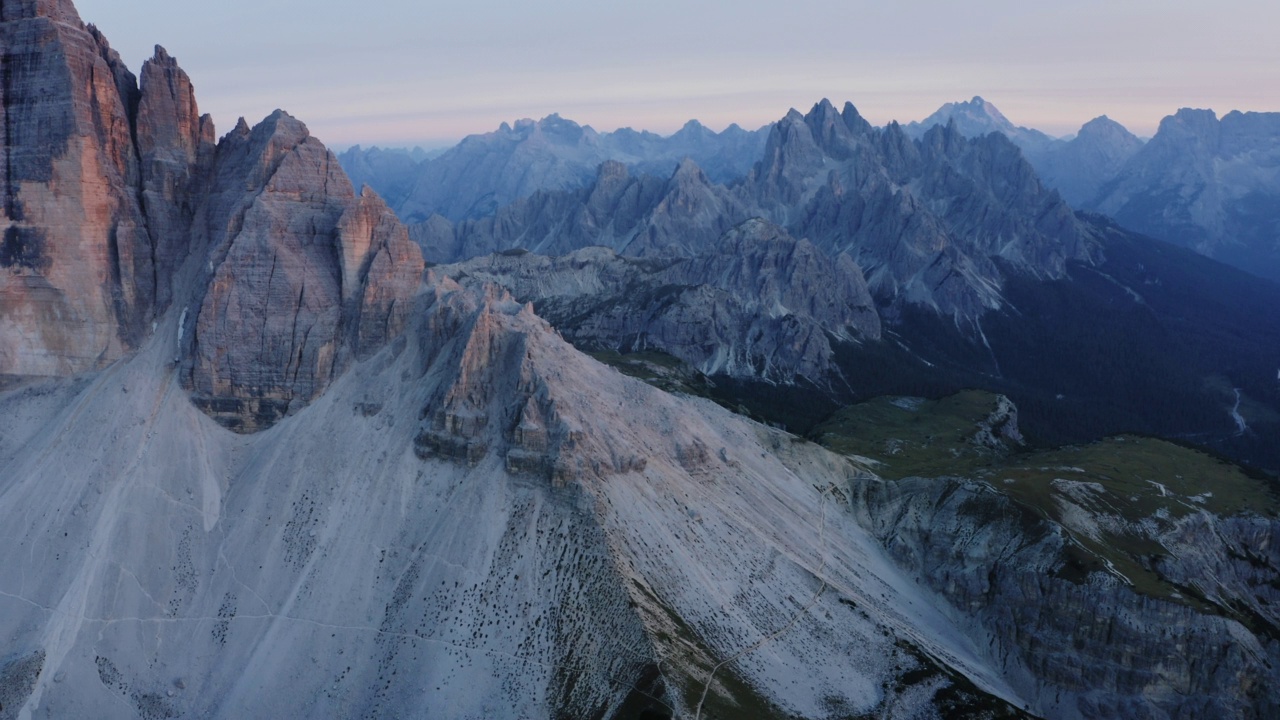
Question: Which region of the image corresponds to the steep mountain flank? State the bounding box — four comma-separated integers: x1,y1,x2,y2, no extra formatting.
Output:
1091,108,1280,282
1034,116,1144,207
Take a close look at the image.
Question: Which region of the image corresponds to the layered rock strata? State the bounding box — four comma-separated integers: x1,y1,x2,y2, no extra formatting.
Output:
182,111,423,432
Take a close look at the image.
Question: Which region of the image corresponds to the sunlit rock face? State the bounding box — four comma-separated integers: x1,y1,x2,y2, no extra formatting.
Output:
0,0,221,381
0,0,150,376
0,4,424,428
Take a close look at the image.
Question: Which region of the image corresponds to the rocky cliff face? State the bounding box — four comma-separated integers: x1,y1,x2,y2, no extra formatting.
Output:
0,0,152,376
183,111,423,432
821,392,1280,719
136,45,217,313
855,474,1280,719
0,5,209,375
440,219,880,385
0,4,424,430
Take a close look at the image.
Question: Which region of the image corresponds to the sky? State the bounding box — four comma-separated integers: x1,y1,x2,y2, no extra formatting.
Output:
75,0,1280,150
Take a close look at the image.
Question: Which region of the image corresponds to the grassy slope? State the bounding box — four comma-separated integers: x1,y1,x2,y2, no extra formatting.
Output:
815,390,1280,608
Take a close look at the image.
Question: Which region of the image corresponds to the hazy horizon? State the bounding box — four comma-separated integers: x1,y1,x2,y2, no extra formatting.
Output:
75,0,1279,150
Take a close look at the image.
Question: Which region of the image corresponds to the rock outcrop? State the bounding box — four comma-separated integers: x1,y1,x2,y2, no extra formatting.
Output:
0,4,425,430
136,45,217,312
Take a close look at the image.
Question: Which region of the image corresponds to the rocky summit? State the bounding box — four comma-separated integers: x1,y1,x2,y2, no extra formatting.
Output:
1,1,1279,719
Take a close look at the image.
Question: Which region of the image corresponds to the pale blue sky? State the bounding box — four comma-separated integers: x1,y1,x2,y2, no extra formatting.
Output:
76,0,1280,149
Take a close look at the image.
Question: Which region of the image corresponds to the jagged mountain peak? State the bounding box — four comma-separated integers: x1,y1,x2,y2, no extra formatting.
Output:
1088,105,1280,280
905,96,1059,164
673,118,710,135
911,95,1017,135
841,100,874,135
1077,114,1135,138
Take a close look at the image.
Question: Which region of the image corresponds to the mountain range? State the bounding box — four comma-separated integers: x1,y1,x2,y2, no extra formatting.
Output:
339,115,769,224
2,2,1279,719
908,96,1280,283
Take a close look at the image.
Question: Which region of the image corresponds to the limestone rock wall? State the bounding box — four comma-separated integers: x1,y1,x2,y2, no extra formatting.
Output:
184,112,424,432
0,0,149,375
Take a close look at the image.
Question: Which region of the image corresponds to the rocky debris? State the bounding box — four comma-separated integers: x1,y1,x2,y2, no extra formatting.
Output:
184,111,424,432
440,218,880,386
0,649,44,719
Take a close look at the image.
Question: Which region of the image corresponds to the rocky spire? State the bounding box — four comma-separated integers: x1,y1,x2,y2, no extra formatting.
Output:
137,44,216,312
